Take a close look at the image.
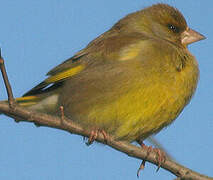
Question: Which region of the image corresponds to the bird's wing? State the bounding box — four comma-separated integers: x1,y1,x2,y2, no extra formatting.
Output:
23,54,86,96
23,32,148,97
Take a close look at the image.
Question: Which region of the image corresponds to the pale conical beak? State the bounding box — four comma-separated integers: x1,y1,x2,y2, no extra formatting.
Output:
181,27,206,45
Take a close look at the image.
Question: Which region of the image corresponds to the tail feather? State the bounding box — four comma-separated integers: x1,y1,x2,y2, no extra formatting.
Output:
15,96,41,107
2,94,59,114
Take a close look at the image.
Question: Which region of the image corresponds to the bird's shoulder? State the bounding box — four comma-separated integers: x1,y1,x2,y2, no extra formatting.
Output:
46,32,148,75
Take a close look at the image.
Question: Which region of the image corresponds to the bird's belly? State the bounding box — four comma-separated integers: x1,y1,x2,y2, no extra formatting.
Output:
92,87,187,141
60,59,198,142
62,77,194,142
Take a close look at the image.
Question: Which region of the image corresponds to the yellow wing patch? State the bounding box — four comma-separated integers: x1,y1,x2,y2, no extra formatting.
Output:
15,96,40,106
16,96,38,101
119,42,144,61
45,65,85,84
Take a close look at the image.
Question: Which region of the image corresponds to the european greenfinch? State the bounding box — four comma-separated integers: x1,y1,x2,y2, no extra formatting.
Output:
12,3,205,143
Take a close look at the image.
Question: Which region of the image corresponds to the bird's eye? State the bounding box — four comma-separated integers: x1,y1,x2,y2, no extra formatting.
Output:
168,24,180,33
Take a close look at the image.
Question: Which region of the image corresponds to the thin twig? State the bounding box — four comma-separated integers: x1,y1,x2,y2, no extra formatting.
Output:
0,49,15,108
59,105,65,127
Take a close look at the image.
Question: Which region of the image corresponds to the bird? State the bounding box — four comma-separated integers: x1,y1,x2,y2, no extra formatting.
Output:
11,3,205,144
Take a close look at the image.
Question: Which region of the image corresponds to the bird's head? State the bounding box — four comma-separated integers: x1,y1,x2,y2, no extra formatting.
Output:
113,3,205,47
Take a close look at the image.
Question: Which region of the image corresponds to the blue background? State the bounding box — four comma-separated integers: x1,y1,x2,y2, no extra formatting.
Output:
0,0,212,179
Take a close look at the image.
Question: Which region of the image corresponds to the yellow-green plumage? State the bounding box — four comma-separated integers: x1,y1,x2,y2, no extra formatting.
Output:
15,4,204,142
59,38,199,141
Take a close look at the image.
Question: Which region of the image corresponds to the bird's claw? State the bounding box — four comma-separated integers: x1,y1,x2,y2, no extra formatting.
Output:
137,142,166,177
86,129,108,145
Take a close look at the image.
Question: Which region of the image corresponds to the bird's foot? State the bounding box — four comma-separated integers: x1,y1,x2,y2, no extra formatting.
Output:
86,129,108,146
137,142,166,177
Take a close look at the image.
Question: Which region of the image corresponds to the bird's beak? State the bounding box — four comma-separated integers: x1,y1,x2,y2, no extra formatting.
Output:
181,27,206,45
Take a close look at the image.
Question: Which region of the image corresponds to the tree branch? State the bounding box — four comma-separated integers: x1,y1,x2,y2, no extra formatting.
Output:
0,49,15,108
0,54,212,180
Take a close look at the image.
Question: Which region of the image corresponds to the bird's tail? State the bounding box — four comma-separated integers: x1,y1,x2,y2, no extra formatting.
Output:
1,94,59,114
15,95,42,107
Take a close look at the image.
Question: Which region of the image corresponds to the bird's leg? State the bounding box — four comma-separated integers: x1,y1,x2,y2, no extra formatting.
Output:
86,129,108,145
153,148,166,171
137,141,152,177
87,129,98,145
136,140,166,177
100,130,108,143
